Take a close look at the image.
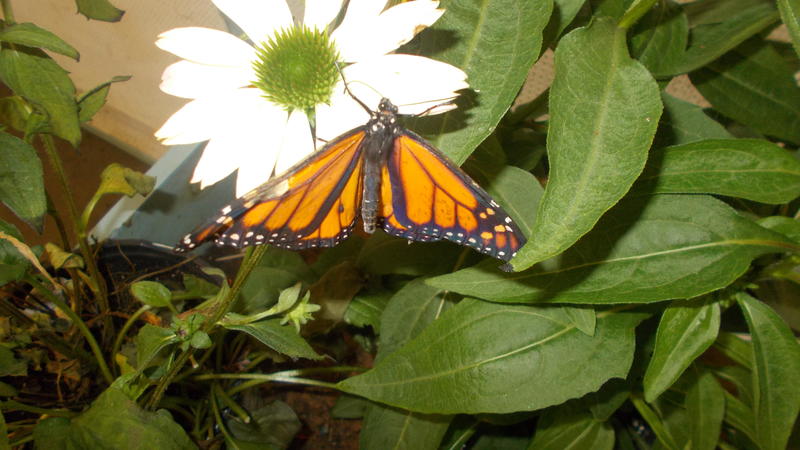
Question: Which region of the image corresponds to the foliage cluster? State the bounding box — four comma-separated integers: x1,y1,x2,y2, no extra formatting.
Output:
1,0,800,448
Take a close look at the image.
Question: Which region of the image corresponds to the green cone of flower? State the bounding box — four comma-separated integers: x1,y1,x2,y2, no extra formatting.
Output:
252,26,339,113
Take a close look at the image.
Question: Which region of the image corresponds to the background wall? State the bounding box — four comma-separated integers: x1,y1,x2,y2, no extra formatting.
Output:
14,1,226,162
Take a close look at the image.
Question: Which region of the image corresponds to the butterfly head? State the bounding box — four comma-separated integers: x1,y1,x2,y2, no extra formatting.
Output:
378,98,398,114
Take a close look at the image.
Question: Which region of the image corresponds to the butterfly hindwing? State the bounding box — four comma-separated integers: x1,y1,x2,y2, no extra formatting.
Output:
379,131,526,262
177,129,367,252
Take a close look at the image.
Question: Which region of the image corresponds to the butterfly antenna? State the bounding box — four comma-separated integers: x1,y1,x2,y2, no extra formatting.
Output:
408,96,458,118
334,61,373,114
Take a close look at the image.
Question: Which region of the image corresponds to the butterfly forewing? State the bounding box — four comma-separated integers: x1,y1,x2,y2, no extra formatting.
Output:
379,132,526,262
176,129,367,252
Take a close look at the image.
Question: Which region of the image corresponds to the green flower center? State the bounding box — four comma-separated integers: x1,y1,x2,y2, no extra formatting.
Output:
252,26,339,112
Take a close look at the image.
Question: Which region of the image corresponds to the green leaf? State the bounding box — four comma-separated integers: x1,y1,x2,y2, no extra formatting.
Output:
485,165,543,238
135,324,177,371
0,410,8,450
331,394,370,419
130,281,172,308
76,0,125,22
472,423,532,449
359,279,453,448
176,273,219,300
670,0,778,74
0,23,78,59
227,401,300,448
45,243,83,269
643,297,720,402
357,232,465,276
629,0,688,77
0,380,18,397
429,195,792,303
376,278,452,361
238,265,301,314
526,404,614,450
716,365,754,407
778,0,800,57
0,220,29,285
98,163,155,197
637,139,800,204
0,47,80,146
723,390,757,443
0,95,32,132
344,290,391,332
189,330,211,349
685,368,725,450
32,417,71,449
405,0,553,164
515,18,661,268
305,260,362,333
547,0,589,39
224,318,322,360
631,394,681,450
737,292,800,450
78,75,130,123
0,346,26,377
338,300,646,414
0,131,45,230
654,93,732,147
690,40,800,144
585,378,630,421
32,387,196,449
562,305,596,336
713,331,753,369
758,216,800,243
361,405,451,450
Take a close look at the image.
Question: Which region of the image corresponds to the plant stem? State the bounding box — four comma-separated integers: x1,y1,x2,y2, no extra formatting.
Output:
0,0,15,24
213,383,250,424
193,366,365,395
207,245,269,328
26,276,114,384
1,400,76,418
110,305,151,374
40,135,113,341
145,245,269,409
209,385,235,443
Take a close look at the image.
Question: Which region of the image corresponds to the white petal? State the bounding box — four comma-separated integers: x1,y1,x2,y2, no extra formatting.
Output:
333,0,442,61
160,60,253,99
156,27,255,67
273,110,314,176
195,102,288,195
155,88,266,145
303,0,345,30
330,0,387,61
212,0,293,45
314,87,371,142
191,136,248,189
343,54,468,115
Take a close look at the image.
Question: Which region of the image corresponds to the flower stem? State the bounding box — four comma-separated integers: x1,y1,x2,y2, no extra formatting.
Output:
144,245,269,409
26,275,114,384
1,0,15,25
40,135,113,341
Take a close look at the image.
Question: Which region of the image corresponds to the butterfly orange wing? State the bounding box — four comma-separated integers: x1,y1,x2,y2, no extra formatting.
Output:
379,131,526,265
176,129,366,252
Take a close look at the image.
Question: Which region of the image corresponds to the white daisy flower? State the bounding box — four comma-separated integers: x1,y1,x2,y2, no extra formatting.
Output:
155,0,469,197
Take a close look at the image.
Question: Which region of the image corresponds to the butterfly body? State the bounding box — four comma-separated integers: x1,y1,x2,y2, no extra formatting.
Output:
176,98,526,270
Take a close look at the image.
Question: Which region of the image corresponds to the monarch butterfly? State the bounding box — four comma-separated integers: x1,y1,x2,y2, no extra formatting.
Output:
176,98,526,271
